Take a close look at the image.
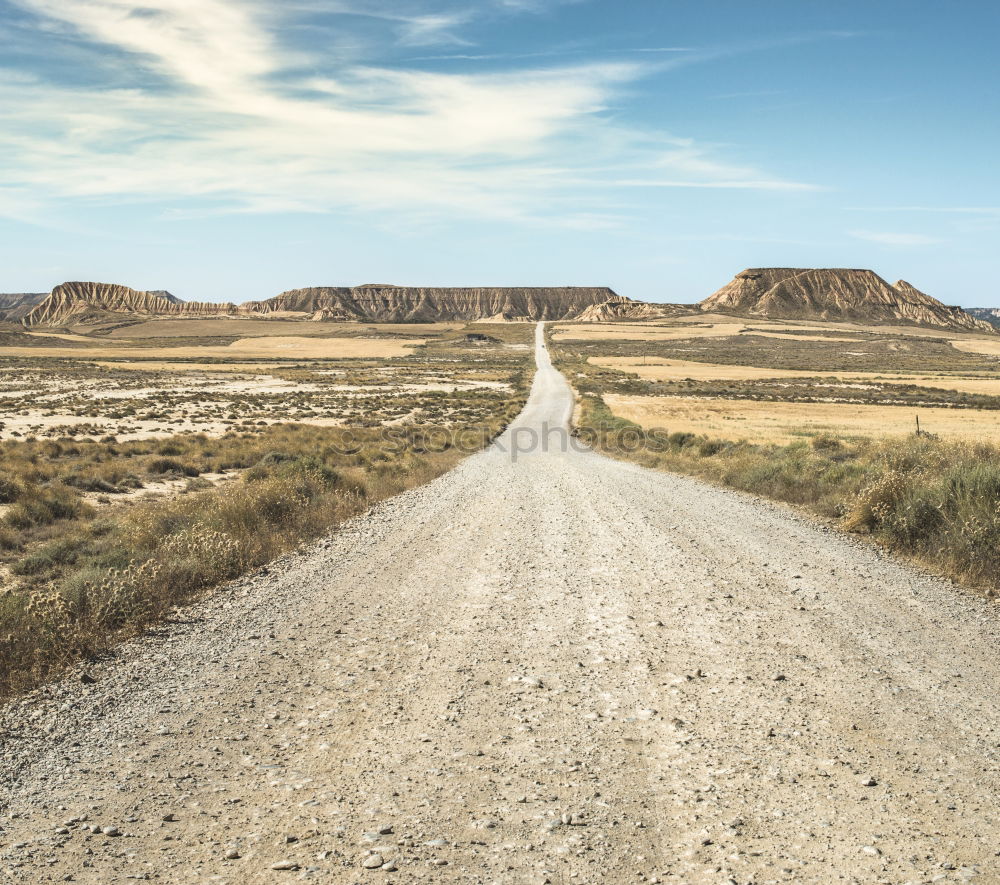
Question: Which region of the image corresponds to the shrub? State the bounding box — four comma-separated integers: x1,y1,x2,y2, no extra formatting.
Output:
146,457,199,477
0,476,24,504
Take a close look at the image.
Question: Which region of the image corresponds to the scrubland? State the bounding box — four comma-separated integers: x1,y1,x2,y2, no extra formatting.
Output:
0,323,531,696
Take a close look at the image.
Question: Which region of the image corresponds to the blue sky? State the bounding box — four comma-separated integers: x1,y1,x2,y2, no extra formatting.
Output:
0,0,998,306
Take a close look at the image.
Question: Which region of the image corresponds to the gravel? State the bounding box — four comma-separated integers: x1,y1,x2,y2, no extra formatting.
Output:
1,323,998,883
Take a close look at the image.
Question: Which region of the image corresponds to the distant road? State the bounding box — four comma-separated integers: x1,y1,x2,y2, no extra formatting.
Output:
2,323,997,883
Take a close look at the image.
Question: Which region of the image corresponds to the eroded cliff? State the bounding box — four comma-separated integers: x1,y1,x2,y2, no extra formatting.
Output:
700,269,993,332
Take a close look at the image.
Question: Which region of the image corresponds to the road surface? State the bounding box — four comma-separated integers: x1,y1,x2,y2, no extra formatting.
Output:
1,324,998,883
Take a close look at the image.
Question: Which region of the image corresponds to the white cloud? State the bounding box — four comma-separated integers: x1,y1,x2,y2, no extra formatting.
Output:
849,230,942,247
0,0,818,225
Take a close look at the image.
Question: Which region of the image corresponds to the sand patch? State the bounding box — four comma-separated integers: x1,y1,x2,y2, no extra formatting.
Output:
605,394,1000,444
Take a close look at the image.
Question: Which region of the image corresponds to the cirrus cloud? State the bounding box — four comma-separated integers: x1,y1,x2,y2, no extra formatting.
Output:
0,0,819,226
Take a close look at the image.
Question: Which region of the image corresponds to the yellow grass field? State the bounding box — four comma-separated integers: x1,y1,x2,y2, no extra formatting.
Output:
0,336,426,361
590,356,1000,396
951,338,1000,356
604,394,1000,443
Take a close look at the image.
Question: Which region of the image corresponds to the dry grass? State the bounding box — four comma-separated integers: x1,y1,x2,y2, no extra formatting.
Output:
604,394,1000,444
591,356,1000,396
0,415,528,698
951,338,1000,356
0,320,535,698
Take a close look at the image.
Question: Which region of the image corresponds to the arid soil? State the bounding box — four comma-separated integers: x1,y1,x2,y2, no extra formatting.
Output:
1,325,997,883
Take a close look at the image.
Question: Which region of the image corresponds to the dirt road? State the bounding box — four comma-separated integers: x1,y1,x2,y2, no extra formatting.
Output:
2,324,998,883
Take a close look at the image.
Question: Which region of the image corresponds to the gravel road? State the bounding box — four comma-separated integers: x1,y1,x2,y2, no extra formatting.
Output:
1,324,998,884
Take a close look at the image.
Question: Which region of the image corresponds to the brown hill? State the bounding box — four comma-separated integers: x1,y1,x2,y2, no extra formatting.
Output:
0,292,47,322
243,285,625,323
22,282,238,327
700,269,993,332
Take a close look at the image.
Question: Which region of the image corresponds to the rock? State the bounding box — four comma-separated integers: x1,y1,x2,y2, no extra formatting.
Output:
861,776,878,787
699,268,992,331
100,826,120,837
80,673,97,685
23,282,235,328
271,860,300,871
225,849,240,860
249,286,627,325
362,854,384,869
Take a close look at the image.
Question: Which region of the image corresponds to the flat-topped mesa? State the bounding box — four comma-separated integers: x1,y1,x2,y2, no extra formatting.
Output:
700,268,993,332
22,282,238,327
245,285,624,322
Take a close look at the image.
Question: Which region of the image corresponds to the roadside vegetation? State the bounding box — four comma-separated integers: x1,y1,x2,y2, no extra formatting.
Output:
0,324,532,698
555,333,1000,598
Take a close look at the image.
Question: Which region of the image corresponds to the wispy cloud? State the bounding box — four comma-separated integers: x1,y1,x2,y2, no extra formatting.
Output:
849,230,942,247
848,206,1000,215
0,0,821,226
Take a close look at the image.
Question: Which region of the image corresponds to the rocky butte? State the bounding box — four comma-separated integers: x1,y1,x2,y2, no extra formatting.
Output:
21,282,238,326
699,268,993,332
